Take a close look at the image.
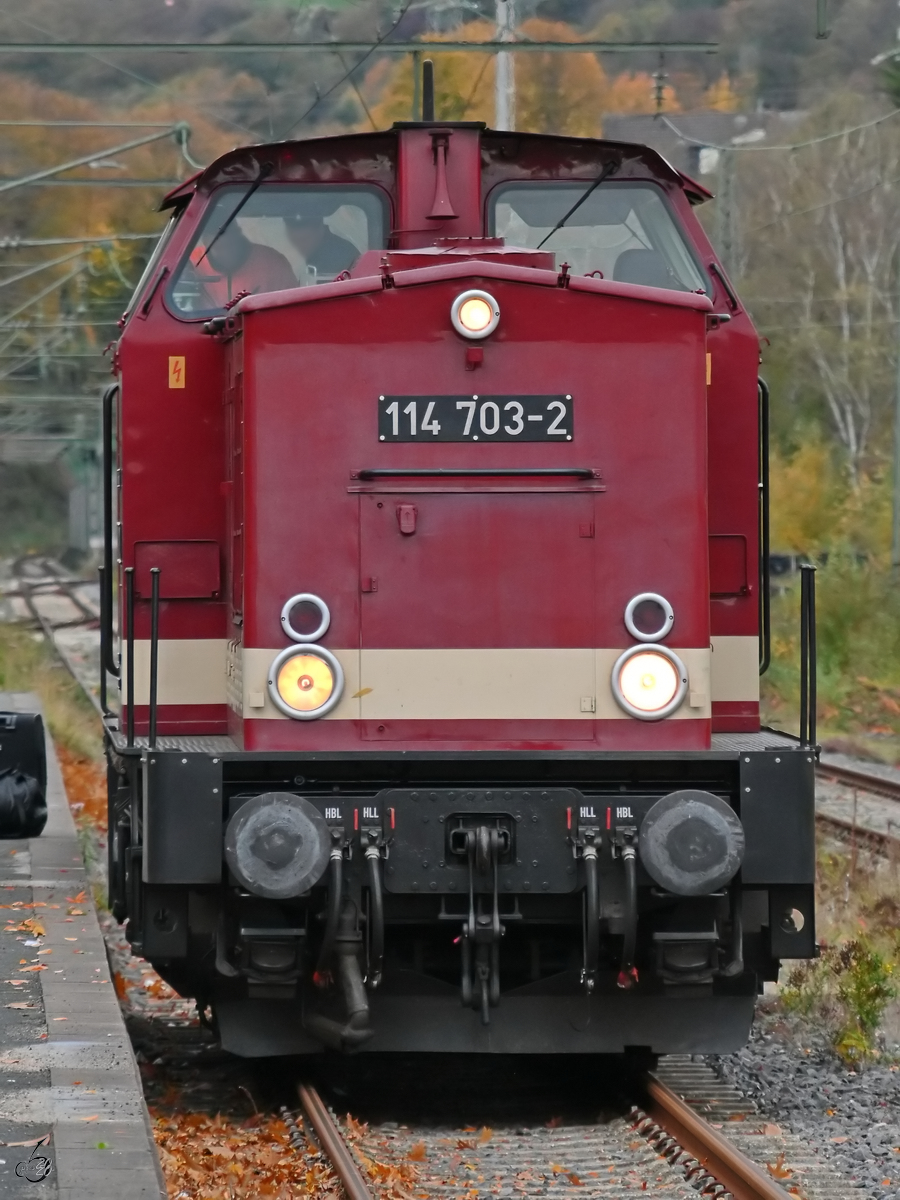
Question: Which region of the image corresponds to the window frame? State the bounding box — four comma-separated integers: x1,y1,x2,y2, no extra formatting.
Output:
485,178,711,295
163,181,392,322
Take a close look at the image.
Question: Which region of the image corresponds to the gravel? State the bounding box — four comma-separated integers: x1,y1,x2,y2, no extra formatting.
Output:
713,1006,900,1199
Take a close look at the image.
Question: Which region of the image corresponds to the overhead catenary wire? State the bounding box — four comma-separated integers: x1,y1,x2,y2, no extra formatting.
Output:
0,39,719,54
748,173,900,232
0,4,262,142
0,233,161,248
0,124,194,194
278,0,416,139
0,248,84,290
660,107,900,153
0,263,87,327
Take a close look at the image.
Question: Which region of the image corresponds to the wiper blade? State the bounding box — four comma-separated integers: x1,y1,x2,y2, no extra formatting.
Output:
197,160,274,265
536,158,620,251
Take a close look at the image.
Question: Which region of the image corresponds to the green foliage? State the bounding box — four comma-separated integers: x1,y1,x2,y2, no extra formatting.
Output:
781,936,897,1063
0,464,69,557
762,556,900,751
833,938,896,1047
0,624,101,761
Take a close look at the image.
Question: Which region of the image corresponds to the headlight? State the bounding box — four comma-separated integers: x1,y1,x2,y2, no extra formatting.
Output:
624,592,674,642
268,645,344,720
612,645,687,720
451,289,500,339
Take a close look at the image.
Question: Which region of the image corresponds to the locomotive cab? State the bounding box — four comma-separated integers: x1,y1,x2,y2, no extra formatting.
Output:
105,114,815,1057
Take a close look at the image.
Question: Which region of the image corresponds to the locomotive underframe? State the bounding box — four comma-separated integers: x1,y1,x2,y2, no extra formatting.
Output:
105,725,815,1056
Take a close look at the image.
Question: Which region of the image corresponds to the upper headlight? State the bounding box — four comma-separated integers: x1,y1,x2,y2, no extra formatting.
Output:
612,645,687,721
268,645,344,720
451,289,500,339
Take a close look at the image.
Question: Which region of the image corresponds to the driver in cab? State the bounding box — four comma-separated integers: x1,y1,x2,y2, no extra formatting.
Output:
198,223,296,308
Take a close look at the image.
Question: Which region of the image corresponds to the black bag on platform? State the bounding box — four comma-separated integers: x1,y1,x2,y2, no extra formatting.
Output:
0,768,47,838
0,712,48,838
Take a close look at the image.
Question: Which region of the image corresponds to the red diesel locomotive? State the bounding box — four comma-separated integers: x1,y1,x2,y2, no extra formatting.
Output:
103,92,816,1057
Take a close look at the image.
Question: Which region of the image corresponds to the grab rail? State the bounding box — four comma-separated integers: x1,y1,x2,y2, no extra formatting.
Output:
101,383,119,680
354,467,596,480
758,378,771,674
799,563,817,748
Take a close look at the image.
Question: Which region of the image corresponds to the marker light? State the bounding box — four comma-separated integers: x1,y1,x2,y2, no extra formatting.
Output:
451,289,500,339
268,645,344,720
612,645,688,721
280,592,331,643
624,592,674,643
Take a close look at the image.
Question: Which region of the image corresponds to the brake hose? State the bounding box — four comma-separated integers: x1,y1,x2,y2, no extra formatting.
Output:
315,848,343,979
582,844,600,990
618,844,638,988
365,846,385,988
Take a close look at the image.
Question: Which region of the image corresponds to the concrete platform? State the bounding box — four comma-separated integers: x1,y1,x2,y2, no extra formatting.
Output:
0,693,165,1199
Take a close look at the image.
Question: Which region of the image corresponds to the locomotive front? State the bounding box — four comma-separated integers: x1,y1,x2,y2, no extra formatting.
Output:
107,120,816,1057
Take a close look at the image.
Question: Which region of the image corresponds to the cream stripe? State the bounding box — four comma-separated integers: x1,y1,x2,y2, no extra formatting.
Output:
120,640,746,716
710,636,760,703
242,646,711,721
117,637,759,715
122,639,229,706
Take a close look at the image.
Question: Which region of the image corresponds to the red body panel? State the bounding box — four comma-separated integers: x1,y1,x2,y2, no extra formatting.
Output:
115,125,760,744
233,271,709,751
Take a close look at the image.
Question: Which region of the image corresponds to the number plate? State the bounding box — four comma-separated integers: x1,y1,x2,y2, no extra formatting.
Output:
378,395,573,442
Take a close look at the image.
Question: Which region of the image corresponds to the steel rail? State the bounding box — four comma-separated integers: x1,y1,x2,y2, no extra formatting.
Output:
297,1083,373,1200
815,811,900,854
816,760,900,803
642,1073,791,1200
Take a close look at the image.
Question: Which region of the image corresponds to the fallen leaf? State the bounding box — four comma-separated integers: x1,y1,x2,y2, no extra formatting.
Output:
5,1003,35,1009
478,1127,493,1144
78,1115,99,1122
352,687,373,698
767,1153,793,1180
408,1142,427,1161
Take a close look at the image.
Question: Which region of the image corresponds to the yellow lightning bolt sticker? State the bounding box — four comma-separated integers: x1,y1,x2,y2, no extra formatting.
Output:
168,356,185,389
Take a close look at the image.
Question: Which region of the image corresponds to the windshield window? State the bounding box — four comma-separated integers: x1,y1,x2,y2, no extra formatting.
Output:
489,182,707,292
168,184,388,316
122,215,180,321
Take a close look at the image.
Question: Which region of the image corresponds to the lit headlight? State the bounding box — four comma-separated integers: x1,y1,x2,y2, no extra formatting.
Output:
268,645,344,720
612,645,687,721
451,289,500,339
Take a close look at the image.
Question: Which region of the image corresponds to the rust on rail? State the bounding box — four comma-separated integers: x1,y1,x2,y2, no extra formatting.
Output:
644,1073,790,1200
298,1082,373,1200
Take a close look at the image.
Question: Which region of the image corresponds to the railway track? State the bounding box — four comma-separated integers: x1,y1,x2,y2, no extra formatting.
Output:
815,757,900,855
282,1064,849,1200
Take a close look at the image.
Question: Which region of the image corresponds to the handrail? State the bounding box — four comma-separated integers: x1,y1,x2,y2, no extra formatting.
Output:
354,467,595,480
101,382,120,679
148,567,161,750
125,566,135,749
758,378,771,674
799,563,817,748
